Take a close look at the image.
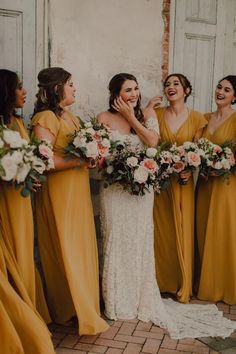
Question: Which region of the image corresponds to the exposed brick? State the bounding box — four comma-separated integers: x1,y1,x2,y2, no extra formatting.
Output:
99,326,120,339
106,348,124,354
133,330,164,340
142,338,161,353
112,320,123,328
161,335,178,349
118,322,137,335
150,326,166,334
114,334,145,344
79,334,99,344
123,342,143,354
95,338,126,349
135,321,152,331
59,334,79,348
74,342,107,353
177,343,210,353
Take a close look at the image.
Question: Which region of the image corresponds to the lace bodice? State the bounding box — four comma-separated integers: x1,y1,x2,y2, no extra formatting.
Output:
110,116,160,149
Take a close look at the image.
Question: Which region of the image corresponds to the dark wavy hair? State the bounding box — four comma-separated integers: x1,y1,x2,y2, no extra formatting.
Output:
108,73,144,124
0,69,19,124
33,67,71,117
163,73,192,102
219,75,236,105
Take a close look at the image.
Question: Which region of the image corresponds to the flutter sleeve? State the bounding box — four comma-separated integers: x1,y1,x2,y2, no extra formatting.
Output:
31,110,60,137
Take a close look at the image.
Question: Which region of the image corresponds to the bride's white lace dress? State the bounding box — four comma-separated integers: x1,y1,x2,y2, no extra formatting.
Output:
100,118,236,339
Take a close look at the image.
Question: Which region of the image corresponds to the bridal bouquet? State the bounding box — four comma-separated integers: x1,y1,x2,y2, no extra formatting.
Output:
197,138,236,181
0,124,54,196
100,142,160,196
169,141,201,185
65,118,111,165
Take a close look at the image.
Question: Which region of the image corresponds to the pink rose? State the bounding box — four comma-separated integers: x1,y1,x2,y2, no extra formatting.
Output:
39,144,53,159
213,145,222,154
98,142,109,157
141,158,158,173
173,160,185,172
187,151,201,167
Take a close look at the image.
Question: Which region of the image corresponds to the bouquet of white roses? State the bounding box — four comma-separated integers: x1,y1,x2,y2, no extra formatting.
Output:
168,141,201,185
65,118,111,165
197,138,235,181
100,141,160,196
0,124,54,196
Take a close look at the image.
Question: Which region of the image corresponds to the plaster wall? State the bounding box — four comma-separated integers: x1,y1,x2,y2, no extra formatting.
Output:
49,0,164,118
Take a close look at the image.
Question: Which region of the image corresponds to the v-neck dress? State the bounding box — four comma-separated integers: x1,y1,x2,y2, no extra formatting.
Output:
153,107,207,303
196,112,236,304
32,110,109,335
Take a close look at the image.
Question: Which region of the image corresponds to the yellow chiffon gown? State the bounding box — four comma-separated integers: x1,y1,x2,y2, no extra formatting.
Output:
0,242,55,354
0,116,50,323
196,112,236,304
153,107,207,303
32,110,109,335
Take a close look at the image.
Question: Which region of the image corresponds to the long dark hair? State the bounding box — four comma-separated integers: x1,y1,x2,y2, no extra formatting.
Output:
108,73,144,124
0,69,19,124
163,73,192,102
33,67,71,117
219,75,236,105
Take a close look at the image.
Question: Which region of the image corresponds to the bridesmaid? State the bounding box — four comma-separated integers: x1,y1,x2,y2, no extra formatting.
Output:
0,239,55,354
152,73,207,303
196,75,236,304
31,67,109,335
0,69,50,322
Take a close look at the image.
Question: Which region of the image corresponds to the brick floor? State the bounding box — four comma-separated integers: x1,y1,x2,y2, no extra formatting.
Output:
52,301,236,354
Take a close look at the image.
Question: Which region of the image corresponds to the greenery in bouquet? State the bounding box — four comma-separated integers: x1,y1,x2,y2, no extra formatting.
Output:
100,141,161,196
169,141,201,185
197,138,236,181
65,117,111,166
0,124,54,197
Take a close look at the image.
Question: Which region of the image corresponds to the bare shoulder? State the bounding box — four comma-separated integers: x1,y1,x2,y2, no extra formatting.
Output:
97,111,110,123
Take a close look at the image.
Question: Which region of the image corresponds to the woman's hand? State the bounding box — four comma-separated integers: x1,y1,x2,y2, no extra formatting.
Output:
180,169,192,183
30,176,42,192
112,96,135,122
145,96,163,110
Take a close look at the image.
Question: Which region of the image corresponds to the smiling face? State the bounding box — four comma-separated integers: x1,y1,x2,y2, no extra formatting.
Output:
163,75,186,103
15,80,27,108
215,79,236,108
60,77,76,108
119,79,140,108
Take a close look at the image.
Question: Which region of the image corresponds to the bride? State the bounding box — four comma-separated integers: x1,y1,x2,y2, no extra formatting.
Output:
97,72,236,339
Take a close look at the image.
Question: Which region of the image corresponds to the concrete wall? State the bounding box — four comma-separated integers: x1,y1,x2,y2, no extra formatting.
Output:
49,0,164,118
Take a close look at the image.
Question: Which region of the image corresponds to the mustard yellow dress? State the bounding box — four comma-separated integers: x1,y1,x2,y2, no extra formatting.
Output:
0,244,55,354
153,108,207,303
32,110,109,335
196,112,236,304
0,117,50,323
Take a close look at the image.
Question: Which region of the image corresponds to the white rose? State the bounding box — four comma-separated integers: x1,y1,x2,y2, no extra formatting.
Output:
172,154,181,162
106,165,114,174
1,154,18,180
46,158,55,170
101,138,110,148
0,138,4,148
146,147,157,158
32,157,46,174
15,163,31,183
221,158,230,170
84,122,92,128
134,166,149,184
3,130,25,148
73,135,87,148
86,141,98,158
11,150,24,164
183,141,195,150
127,156,138,167
214,161,222,170
86,127,95,135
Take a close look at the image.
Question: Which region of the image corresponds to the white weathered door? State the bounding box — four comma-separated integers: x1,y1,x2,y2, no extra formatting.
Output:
169,0,236,112
0,0,48,121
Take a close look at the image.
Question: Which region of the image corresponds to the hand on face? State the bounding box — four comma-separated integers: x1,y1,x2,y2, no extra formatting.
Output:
112,96,135,121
